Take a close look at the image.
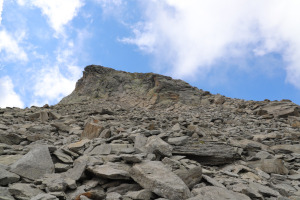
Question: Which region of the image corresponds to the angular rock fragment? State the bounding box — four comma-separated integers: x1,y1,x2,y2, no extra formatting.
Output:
89,144,112,155
190,186,251,200
168,136,189,146
175,166,202,189
87,163,130,180
271,144,300,154
145,136,173,157
248,158,289,175
0,167,20,186
10,145,54,180
31,193,59,200
173,143,240,165
124,189,154,200
53,149,73,164
0,186,15,200
9,183,45,199
81,121,104,139
130,161,191,200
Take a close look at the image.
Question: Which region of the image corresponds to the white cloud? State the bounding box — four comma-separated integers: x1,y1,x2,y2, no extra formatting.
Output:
32,39,83,106
18,0,84,34
0,76,24,108
33,65,81,105
0,30,28,62
123,0,300,88
0,0,3,24
94,0,125,18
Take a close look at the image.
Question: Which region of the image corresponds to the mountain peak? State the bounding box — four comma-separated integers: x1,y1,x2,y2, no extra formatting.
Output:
60,65,208,108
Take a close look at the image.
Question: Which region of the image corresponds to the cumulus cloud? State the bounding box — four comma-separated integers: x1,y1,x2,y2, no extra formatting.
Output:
33,65,81,105
0,76,24,108
32,40,82,106
0,30,28,62
122,0,300,88
17,0,84,34
0,0,3,24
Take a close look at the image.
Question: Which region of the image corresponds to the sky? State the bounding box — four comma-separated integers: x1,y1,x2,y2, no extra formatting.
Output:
1,0,300,108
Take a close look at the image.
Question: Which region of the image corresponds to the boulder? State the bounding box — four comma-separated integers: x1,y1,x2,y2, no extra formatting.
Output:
10,145,54,180
145,136,173,157
81,122,104,139
130,161,191,200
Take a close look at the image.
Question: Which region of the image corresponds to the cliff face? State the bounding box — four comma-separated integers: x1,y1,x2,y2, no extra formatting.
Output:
60,65,206,107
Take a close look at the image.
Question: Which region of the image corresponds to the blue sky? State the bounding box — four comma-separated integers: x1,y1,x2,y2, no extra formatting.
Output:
1,0,300,108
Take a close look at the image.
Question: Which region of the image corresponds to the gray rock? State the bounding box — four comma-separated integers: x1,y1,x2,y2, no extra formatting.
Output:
202,174,226,189
190,186,251,200
107,183,142,195
124,189,154,200
248,158,289,175
53,149,73,164
106,192,122,200
89,143,112,155
62,155,88,181
41,174,68,192
121,154,145,163
87,163,130,180
173,143,240,165
175,166,202,189
99,129,111,138
168,136,189,146
67,139,90,154
81,121,104,139
40,111,49,123
10,145,54,180
134,134,147,152
110,144,135,154
9,183,44,200
0,167,20,186
249,182,281,197
51,122,71,133
0,186,14,200
130,161,191,200
271,144,300,154
0,132,23,145
145,136,173,157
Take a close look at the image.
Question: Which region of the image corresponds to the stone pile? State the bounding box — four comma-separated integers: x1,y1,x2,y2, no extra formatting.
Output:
0,65,300,200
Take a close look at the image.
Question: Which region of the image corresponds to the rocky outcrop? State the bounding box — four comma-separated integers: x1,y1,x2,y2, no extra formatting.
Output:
60,65,207,107
0,65,300,199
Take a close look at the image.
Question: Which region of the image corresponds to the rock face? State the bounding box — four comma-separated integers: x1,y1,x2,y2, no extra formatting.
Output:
60,65,206,107
1,65,300,199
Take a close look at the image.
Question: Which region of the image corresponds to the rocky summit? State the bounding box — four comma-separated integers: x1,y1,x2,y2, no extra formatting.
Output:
0,65,300,200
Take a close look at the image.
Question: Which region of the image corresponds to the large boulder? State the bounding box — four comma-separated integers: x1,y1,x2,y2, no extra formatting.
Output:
130,161,191,200
10,145,54,180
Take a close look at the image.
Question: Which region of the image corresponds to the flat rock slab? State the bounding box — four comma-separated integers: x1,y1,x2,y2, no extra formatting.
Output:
271,144,300,154
87,163,130,180
10,145,54,180
8,183,44,200
130,161,191,200
173,143,240,166
189,186,251,200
